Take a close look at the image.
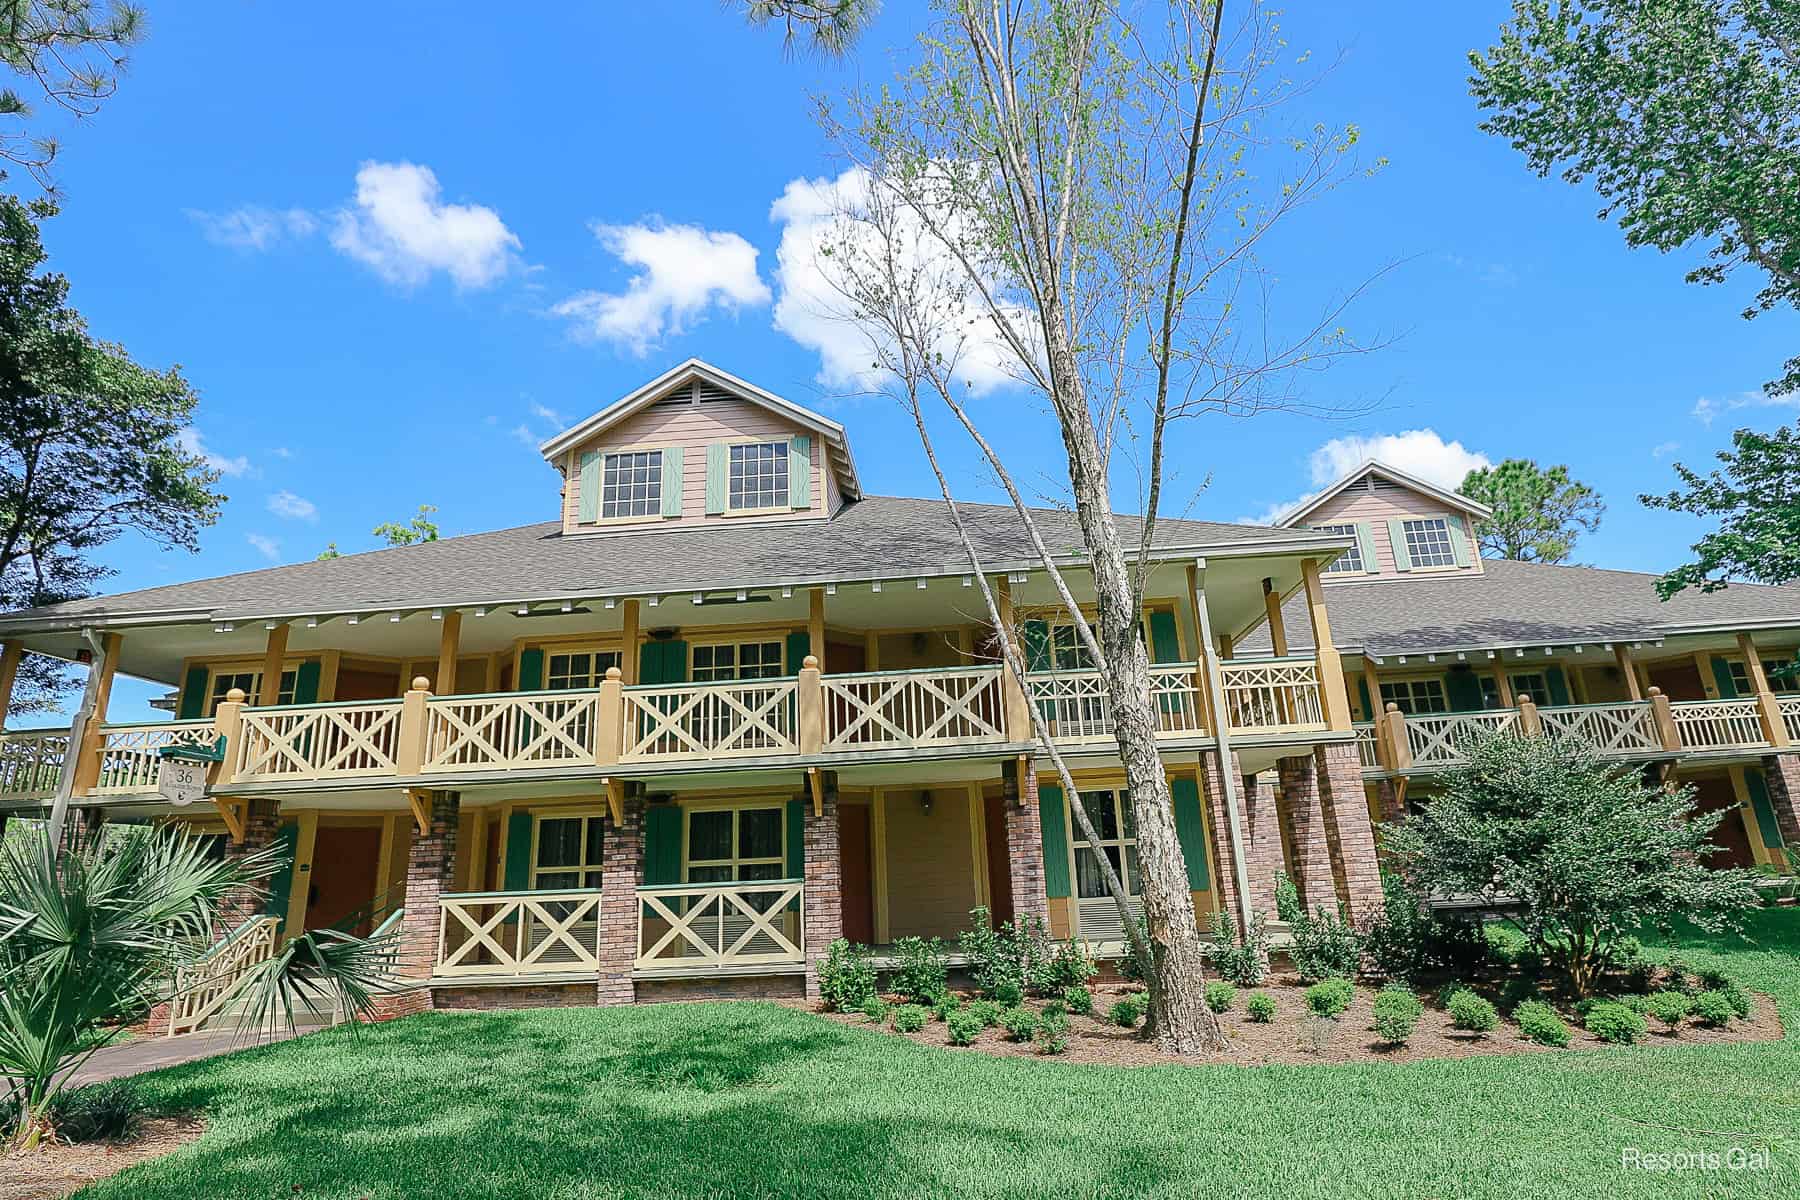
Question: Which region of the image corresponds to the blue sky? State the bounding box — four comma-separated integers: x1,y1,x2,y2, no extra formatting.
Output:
27,3,1798,721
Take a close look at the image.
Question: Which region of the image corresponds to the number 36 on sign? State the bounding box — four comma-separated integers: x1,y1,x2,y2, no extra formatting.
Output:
157,758,207,806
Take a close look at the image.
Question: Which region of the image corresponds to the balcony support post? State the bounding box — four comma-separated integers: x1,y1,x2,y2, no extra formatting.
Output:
994,575,1034,741
434,610,462,694
1300,558,1353,732
1516,694,1543,737
1648,686,1680,751
798,655,824,755
620,599,640,684
809,587,827,672
66,630,121,801
397,677,431,776
0,641,22,726
1738,631,1790,748
1382,703,1412,771
256,623,289,707
1188,559,1253,933
1614,643,1643,702
596,667,624,766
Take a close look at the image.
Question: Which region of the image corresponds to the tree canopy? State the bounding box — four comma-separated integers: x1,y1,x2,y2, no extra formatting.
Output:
0,1,144,190
1640,424,1800,598
317,504,440,560
1471,0,1800,397
1458,458,1603,563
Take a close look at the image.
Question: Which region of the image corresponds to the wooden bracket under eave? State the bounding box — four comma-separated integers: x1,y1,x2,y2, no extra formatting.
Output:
808,767,825,817
213,796,246,844
603,777,625,825
405,788,431,836
1392,775,1409,811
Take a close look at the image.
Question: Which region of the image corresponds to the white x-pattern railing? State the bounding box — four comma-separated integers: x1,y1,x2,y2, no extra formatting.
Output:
622,678,797,760
636,879,805,969
435,890,603,977
823,666,1005,750
0,727,71,801
235,700,404,781
1780,695,1800,743
1536,702,1662,756
424,691,599,772
167,915,280,1036
1671,698,1767,751
1406,710,1518,768
1026,664,1204,742
1353,721,1382,769
92,720,219,795
1218,657,1325,732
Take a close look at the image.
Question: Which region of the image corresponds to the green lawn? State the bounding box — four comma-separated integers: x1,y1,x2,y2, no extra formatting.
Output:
94,910,1800,1199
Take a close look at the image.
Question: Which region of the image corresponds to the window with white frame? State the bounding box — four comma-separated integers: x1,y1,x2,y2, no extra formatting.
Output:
600,450,662,519
685,805,785,884
1379,678,1448,715
1401,518,1458,568
1048,622,1096,670
531,814,604,890
208,667,296,714
1072,789,1139,900
728,442,789,511
1729,659,1799,695
692,640,783,682
1314,523,1364,574
545,649,622,691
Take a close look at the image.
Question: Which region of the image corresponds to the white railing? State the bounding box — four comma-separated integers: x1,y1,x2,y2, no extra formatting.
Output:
0,727,71,801
91,720,218,796
235,700,404,781
1218,657,1326,733
824,666,1007,750
622,678,798,761
1780,695,1800,743
425,690,599,772
1024,664,1204,742
1354,721,1382,769
1536,702,1662,757
435,890,603,977
636,879,805,970
168,915,280,1037
1406,710,1518,768
1671,699,1766,751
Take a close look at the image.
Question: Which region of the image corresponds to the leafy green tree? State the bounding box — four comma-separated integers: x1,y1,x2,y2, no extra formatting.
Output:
0,2,145,189
1471,1,1800,397
1458,458,1603,563
1641,424,1800,598
0,196,222,716
318,504,440,560
740,0,878,56
1383,732,1762,996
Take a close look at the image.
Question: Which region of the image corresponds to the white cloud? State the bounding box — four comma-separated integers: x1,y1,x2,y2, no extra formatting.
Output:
553,221,770,353
178,427,252,478
510,424,540,449
267,490,317,521
768,167,1027,395
329,161,520,290
271,446,293,459
187,206,318,250
1652,440,1680,458
246,533,281,561
1692,390,1800,427
1244,429,1491,525
528,402,565,427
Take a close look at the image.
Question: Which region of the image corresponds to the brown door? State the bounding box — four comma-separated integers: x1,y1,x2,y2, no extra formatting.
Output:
1690,776,1756,869
305,826,384,935
825,640,867,673
984,795,1015,925
1648,661,1708,702
838,803,875,944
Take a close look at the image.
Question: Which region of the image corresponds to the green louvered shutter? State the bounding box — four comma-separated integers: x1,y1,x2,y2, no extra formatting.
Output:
1169,776,1209,889
265,822,300,923
785,631,812,674
1545,666,1571,707
661,641,688,683
1448,516,1475,567
1387,519,1412,571
502,811,535,891
785,798,805,878
578,451,601,524
517,648,545,692
705,444,728,514
1711,657,1739,699
1745,770,1786,849
177,665,211,719
292,660,322,704
1446,670,1486,712
643,806,682,885
789,435,812,508
1354,523,1380,574
638,640,689,685
1147,610,1181,662
1023,619,1051,671
1356,677,1374,721
1038,784,1071,899
660,446,684,517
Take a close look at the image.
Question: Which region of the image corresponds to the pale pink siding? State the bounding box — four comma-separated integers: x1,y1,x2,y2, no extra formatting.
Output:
1306,481,1483,579
560,395,836,534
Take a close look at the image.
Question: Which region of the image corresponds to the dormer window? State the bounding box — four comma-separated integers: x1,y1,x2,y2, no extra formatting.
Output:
1314,523,1364,574
1400,518,1457,569
601,451,663,519
729,442,790,511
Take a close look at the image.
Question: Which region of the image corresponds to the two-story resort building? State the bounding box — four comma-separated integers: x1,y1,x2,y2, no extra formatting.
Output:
0,360,1793,1030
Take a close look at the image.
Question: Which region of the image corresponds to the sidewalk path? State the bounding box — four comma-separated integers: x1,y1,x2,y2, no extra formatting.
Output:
69,1028,303,1086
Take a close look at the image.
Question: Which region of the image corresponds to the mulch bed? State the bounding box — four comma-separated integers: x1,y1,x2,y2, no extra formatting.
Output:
814,978,1784,1067
0,1116,204,1200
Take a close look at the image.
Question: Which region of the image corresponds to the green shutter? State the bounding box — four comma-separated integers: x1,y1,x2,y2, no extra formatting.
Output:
705,444,728,514
789,435,812,508
292,660,322,705
177,665,210,719
1147,610,1181,663
1169,776,1210,890
1356,676,1373,721
661,641,689,684
517,648,545,692
660,446,684,518
1354,523,1380,574
785,630,812,674
1023,619,1051,671
1545,665,1571,707
578,451,601,523
785,799,805,879
1711,657,1739,699
1038,784,1071,899
1448,515,1474,567
264,822,299,923
1445,669,1486,713
1745,770,1786,849
503,811,534,891
1387,519,1412,571
643,805,682,885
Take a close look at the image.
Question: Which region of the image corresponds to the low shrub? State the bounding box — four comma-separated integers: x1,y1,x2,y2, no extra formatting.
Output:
931,993,962,1022
1245,992,1276,1023
1498,975,1540,1015
1062,984,1093,1016
858,994,889,1024
961,906,1066,999
946,1009,983,1046
967,1000,1003,1028
1585,1001,1647,1045
1644,990,1691,1033
958,906,1024,999
1278,874,1364,983
1204,906,1270,987
1034,1007,1070,1055
48,1081,141,1143
994,980,1025,1007
1000,1005,1039,1042
889,936,949,1005
892,1004,929,1034
1691,990,1735,1028
1034,938,1097,995
1618,993,1654,1015
1371,986,1423,1045
1304,977,1354,1019
1721,979,1753,1020
1514,999,1571,1048
1446,989,1498,1034
1108,996,1146,1029
817,939,878,1012
1204,981,1235,1014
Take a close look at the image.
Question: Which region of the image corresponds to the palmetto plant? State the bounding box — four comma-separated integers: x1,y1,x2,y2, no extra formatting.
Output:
0,827,398,1149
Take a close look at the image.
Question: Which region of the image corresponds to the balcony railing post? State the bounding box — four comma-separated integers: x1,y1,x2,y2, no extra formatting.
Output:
1648,686,1679,751
1382,703,1412,770
211,689,246,787
1516,695,1543,737
1755,690,1791,749
595,667,624,765
797,655,824,755
397,677,432,776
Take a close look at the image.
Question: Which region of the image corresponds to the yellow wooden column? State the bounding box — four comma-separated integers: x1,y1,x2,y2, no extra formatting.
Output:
283,810,320,935
70,632,123,795
809,588,827,672
1738,631,1791,747
257,624,289,707
1300,558,1352,731
1262,578,1289,656
871,789,890,943
435,610,462,695
619,599,640,684
1614,643,1643,702
965,782,989,910
0,642,22,724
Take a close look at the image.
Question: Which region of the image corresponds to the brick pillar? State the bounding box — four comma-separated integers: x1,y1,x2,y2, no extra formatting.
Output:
596,797,644,1006
1202,749,1279,924
1315,743,1384,927
1760,753,1800,849
218,800,283,934
374,792,459,1020
1002,760,1049,927
803,789,843,1001
1277,754,1336,913
1375,778,1404,824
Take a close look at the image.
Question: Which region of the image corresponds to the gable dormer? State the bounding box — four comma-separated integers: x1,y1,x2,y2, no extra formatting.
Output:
1277,460,1490,583
541,360,861,535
